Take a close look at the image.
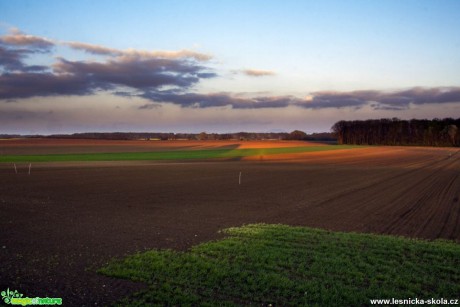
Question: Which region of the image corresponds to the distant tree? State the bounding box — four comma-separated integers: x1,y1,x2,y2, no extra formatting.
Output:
448,125,458,146
198,132,208,140
288,130,307,140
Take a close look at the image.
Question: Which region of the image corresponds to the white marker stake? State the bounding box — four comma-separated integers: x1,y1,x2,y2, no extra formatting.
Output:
28,163,31,175
13,163,17,174
239,171,242,185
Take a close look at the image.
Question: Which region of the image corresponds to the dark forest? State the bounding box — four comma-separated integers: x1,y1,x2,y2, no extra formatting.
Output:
332,118,459,146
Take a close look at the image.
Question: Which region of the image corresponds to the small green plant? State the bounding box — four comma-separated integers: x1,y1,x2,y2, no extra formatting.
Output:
99,224,460,306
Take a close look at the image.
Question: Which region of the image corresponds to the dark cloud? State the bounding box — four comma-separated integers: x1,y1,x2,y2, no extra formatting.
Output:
0,29,216,99
0,46,50,72
0,73,91,99
0,28,54,73
138,103,162,110
371,103,409,111
113,91,136,98
53,57,210,90
0,53,215,99
141,91,299,109
136,87,460,110
0,45,27,71
196,72,218,78
304,91,372,109
305,87,460,109
380,87,460,105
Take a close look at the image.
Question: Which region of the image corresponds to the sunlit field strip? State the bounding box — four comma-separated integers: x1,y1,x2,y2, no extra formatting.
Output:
0,145,361,163
100,224,460,306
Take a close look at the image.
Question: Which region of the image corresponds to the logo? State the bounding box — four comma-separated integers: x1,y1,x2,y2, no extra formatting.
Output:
1,288,62,306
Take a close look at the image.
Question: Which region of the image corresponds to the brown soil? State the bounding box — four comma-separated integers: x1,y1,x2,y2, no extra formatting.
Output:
0,138,320,154
0,140,459,305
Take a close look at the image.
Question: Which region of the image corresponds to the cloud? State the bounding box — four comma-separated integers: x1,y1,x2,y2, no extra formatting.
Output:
0,45,28,71
1,28,460,113
141,92,299,109
0,73,92,99
121,49,212,61
0,28,54,52
0,55,215,99
0,28,216,99
65,41,212,61
0,28,54,73
0,44,49,72
241,69,276,77
369,102,408,111
306,87,460,109
304,90,378,109
53,56,213,90
65,42,120,55
137,87,460,110
138,103,162,110
379,87,460,105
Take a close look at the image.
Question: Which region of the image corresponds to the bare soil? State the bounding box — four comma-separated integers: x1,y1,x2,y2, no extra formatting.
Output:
0,140,459,306
0,138,319,154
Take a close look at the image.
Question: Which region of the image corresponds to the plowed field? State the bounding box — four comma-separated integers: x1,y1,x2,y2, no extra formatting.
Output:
0,139,458,305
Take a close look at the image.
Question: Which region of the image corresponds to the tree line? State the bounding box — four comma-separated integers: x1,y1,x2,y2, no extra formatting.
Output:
1,131,336,142
332,118,459,147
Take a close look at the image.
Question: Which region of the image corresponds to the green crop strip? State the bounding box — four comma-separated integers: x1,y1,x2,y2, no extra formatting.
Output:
0,145,361,163
100,224,460,306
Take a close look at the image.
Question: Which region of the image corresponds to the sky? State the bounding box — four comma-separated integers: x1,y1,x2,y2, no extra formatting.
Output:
0,0,459,134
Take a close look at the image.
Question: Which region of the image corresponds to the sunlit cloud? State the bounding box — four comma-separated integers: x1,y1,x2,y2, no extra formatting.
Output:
64,41,119,55
0,28,54,51
65,41,212,61
242,69,276,77
120,49,212,61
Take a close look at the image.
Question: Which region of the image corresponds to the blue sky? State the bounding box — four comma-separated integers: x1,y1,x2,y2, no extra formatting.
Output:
1,0,459,134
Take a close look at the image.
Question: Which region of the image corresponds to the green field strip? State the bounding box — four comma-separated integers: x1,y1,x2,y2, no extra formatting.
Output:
99,224,460,306
0,145,361,163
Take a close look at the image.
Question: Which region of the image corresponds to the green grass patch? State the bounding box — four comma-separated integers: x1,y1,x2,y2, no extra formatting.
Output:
0,145,360,163
99,224,460,306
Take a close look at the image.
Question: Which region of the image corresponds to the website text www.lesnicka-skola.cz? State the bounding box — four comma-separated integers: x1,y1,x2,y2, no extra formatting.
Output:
370,298,459,305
